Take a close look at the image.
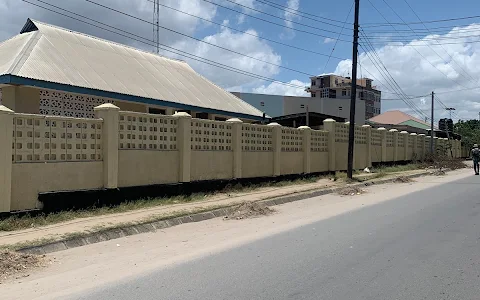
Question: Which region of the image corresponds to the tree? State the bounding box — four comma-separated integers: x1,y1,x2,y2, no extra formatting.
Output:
454,119,480,149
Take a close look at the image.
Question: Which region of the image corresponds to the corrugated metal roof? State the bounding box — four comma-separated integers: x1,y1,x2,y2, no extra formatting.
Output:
368,110,429,127
0,19,264,118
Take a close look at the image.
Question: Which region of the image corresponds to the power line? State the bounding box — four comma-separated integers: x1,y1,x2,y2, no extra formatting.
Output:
321,2,354,73
364,0,474,91
379,0,479,87
85,0,316,77
359,35,430,120
143,0,345,60
363,32,480,42
362,14,480,27
22,0,308,91
365,39,480,46
253,0,349,24
363,26,480,35
195,0,353,40
218,0,349,30
401,0,478,85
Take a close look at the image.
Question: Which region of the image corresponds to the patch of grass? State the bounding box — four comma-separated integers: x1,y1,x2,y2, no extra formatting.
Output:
0,163,425,233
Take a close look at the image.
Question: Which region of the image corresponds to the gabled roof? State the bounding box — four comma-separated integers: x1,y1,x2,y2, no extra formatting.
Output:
368,110,430,127
0,19,264,119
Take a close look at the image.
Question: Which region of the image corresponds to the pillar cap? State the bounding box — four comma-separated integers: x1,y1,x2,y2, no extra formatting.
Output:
410,133,417,136
400,131,409,134
361,125,371,128
94,103,120,111
418,134,426,136
344,121,350,125
323,118,336,123
226,118,243,123
173,112,192,118
0,105,14,114
267,122,281,127
298,126,311,130
389,129,398,132
377,127,387,131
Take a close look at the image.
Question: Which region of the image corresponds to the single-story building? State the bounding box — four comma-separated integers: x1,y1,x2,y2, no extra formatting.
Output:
0,19,264,121
368,110,431,130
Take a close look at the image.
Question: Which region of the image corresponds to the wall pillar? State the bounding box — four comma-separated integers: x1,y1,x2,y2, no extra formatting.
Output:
268,122,282,176
94,104,120,189
323,119,336,171
390,129,398,162
1,86,16,111
418,134,425,160
410,133,417,160
362,124,372,168
378,127,387,162
0,105,14,212
400,131,408,161
227,118,243,179
174,112,192,182
299,126,311,174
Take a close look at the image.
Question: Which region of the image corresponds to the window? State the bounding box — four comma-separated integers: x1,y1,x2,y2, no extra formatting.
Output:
196,112,209,119
311,92,316,98
320,88,330,98
311,80,316,86
339,106,343,111
149,107,166,115
342,89,347,96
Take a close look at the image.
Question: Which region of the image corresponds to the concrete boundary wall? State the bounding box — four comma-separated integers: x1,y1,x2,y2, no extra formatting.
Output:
0,105,465,212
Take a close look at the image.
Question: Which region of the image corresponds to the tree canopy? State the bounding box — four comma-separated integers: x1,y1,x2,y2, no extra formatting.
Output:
455,119,480,148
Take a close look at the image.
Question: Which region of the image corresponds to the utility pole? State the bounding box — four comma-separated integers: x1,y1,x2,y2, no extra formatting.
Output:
306,104,310,127
347,0,360,179
445,107,455,120
430,91,434,153
153,0,160,54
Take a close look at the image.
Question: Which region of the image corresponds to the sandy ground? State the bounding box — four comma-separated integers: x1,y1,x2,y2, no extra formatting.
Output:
0,169,471,300
0,170,426,247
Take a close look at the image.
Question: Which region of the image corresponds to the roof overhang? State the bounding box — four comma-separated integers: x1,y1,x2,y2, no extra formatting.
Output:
0,74,264,121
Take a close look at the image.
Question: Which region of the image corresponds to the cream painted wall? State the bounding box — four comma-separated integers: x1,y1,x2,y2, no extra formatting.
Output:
242,152,274,178
0,86,40,113
280,152,304,175
335,142,348,171
190,151,233,181
115,100,147,113
118,151,179,187
354,144,367,169
11,162,103,211
371,146,382,163
311,152,329,173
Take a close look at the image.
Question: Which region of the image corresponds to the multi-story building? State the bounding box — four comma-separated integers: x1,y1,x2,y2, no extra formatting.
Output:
231,92,366,125
307,74,382,120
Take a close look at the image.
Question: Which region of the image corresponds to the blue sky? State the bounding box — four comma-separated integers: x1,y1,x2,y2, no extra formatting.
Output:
1,0,480,121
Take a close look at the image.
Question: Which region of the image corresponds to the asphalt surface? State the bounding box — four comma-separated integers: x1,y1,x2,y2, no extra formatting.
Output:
71,176,480,300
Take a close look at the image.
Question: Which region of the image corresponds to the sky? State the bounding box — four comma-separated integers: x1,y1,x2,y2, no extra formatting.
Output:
1,0,480,122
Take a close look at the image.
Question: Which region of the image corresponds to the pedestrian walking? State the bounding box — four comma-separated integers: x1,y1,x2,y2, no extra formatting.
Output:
472,144,480,175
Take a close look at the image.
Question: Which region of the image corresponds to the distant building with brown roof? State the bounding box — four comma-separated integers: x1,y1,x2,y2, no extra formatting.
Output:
368,110,431,130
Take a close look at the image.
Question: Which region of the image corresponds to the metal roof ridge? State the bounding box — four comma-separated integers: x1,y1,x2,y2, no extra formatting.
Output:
6,31,40,75
27,19,188,65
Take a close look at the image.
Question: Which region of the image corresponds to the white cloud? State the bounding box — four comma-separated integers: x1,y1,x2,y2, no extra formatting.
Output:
281,0,300,39
0,0,283,90
169,27,282,88
253,80,309,96
324,37,335,44
0,0,217,49
335,23,480,120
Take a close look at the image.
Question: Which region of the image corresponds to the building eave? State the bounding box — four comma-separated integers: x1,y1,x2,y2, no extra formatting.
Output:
0,74,264,121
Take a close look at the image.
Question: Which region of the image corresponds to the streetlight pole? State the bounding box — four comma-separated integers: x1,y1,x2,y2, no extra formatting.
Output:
347,0,360,179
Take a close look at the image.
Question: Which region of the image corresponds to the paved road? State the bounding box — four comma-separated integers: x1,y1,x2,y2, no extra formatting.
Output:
72,176,480,300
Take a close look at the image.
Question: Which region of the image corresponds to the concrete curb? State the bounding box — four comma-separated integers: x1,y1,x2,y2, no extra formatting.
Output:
18,171,434,255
